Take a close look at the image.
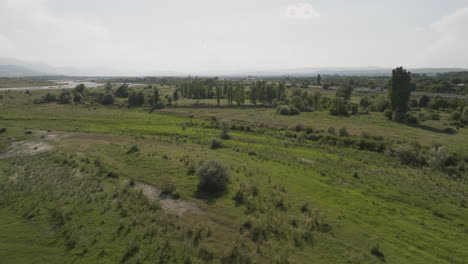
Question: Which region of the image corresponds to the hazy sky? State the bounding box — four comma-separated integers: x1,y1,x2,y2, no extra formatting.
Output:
1,0,468,74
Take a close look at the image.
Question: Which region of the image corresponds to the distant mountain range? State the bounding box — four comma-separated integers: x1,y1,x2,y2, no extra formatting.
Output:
0,57,466,77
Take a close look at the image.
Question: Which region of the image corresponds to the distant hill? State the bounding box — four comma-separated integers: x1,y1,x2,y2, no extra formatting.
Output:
0,57,466,77
0,64,45,77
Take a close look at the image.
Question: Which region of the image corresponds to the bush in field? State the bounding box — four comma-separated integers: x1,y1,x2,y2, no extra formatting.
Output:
407,114,418,124
462,108,468,124
0,128,6,134
220,120,231,139
393,145,425,166
128,91,145,107
429,96,449,110
58,90,72,104
360,96,371,108
373,95,390,112
127,145,139,154
329,97,348,116
427,146,448,170
210,138,222,149
41,93,57,103
383,109,393,120
277,105,299,115
338,127,349,137
430,113,440,120
450,110,461,121
419,95,430,107
410,99,419,107
197,160,229,193
160,178,177,196
100,93,115,105
327,127,336,135
73,92,84,103
115,84,129,98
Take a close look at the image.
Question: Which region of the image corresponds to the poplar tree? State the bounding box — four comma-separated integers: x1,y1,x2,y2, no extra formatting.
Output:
389,67,412,122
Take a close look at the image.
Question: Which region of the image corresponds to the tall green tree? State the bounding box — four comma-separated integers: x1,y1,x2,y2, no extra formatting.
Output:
153,87,160,105
389,67,412,122
105,82,112,93
173,89,179,105
215,85,222,106
317,74,322,85
235,85,245,106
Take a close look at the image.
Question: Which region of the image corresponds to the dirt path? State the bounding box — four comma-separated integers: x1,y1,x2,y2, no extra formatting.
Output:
0,140,53,159
134,182,200,217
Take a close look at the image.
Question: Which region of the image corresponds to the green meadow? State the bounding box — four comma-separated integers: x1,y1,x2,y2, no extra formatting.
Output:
0,87,467,264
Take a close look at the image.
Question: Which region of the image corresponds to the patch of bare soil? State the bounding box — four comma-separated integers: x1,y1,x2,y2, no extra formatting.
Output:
0,140,53,159
134,182,200,217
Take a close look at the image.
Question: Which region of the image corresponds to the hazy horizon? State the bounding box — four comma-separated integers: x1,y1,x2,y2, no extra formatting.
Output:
1,0,468,75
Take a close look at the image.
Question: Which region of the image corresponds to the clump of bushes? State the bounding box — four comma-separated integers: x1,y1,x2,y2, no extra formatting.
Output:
0,128,6,134
210,138,222,149
392,144,425,166
220,120,231,140
197,160,229,193
99,93,115,105
430,113,440,120
127,145,139,154
277,105,300,116
33,92,57,104
338,127,349,137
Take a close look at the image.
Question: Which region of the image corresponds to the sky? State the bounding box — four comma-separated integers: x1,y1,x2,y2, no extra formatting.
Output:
0,0,468,75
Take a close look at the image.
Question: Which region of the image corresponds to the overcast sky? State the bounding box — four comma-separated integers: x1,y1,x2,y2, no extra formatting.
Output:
1,0,468,74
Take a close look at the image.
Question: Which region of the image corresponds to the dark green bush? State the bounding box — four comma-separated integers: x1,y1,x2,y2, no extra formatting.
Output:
197,160,229,193
210,138,222,149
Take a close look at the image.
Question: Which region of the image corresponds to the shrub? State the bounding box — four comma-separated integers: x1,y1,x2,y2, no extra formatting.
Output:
430,113,440,120
329,97,348,116
450,110,462,121
210,138,222,149
187,163,196,176
429,96,449,110
220,120,231,139
373,95,390,112
338,127,349,137
160,178,176,195
58,90,72,104
383,109,393,120
295,123,304,132
127,145,139,154
128,91,145,107
73,93,84,103
304,126,314,134
100,93,115,105
277,105,299,115
115,84,129,98
407,114,418,124
443,127,457,134
197,160,229,193
106,171,119,178
327,127,336,135
288,106,300,115
462,108,468,124
393,145,424,166
277,105,290,115
45,93,56,102
409,99,419,107
427,146,448,170
0,128,6,134
419,95,430,107
359,96,371,108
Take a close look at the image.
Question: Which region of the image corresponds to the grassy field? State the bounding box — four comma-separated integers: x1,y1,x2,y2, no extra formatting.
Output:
0,89,467,263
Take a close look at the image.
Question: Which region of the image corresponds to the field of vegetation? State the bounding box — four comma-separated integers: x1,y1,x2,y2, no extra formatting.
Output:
0,73,467,264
